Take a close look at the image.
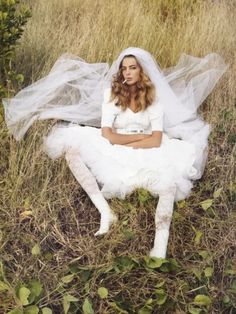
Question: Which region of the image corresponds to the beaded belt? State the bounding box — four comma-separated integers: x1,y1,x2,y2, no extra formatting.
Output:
115,128,147,134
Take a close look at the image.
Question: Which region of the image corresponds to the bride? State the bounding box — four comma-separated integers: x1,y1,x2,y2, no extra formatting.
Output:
3,47,227,258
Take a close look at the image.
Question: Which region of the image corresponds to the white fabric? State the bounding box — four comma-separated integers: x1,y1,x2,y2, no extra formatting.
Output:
45,101,197,201
3,55,109,140
101,91,164,132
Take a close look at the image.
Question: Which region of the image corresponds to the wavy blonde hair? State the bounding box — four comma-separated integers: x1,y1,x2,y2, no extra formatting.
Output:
111,55,156,112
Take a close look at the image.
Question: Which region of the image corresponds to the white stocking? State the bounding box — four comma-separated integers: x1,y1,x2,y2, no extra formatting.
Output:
65,149,117,235
150,186,176,258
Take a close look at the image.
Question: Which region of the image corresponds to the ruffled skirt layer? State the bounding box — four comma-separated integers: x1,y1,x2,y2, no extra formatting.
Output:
45,125,199,201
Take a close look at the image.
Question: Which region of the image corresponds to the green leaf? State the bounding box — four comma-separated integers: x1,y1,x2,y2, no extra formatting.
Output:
195,231,203,245
29,280,42,297
213,187,223,198
190,268,202,281
222,295,230,304
122,228,135,240
160,258,178,272
0,280,9,291
7,309,23,314
144,257,164,269
18,286,31,306
16,73,24,83
63,297,70,314
155,280,165,288
198,250,212,264
114,256,135,272
192,226,203,245
61,274,74,284
80,269,92,282
64,294,79,302
31,244,41,256
200,199,213,210
84,281,90,293
44,252,53,261
224,260,236,275
193,294,212,307
204,267,213,278
173,211,185,221
177,200,186,209
188,306,202,314
144,298,153,305
144,257,178,272
137,189,151,204
108,302,128,314
97,287,108,299
138,305,152,314
41,308,52,314
82,297,94,314
198,250,208,259
24,305,39,314
155,288,167,305
231,279,236,292
63,294,79,314
122,219,129,226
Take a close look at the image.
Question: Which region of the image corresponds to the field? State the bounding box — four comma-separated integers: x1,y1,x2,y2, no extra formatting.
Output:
0,0,235,313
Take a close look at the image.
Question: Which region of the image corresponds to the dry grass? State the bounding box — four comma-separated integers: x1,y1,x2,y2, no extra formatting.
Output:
0,0,235,313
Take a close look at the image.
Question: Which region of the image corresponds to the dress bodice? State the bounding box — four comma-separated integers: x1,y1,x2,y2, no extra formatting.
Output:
113,107,153,134
101,89,164,135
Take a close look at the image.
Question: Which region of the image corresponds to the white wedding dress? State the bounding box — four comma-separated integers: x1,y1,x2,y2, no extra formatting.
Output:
3,48,227,257
45,88,198,201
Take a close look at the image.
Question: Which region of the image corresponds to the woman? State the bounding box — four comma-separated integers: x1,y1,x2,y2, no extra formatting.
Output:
3,47,227,258
102,54,163,149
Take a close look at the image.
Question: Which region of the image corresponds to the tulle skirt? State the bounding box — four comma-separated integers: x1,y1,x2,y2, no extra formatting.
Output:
45,124,199,201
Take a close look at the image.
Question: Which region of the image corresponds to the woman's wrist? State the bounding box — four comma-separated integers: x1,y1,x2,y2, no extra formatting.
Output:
141,134,151,140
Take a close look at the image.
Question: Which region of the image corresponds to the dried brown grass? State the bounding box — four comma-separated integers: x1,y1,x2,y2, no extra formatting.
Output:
0,0,235,313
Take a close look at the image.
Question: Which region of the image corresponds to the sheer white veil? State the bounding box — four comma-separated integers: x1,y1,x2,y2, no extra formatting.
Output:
3,47,227,177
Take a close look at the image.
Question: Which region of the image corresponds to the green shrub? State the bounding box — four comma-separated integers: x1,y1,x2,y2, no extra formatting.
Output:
0,0,31,100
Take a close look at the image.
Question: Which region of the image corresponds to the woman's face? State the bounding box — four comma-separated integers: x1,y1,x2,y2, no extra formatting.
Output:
121,57,141,86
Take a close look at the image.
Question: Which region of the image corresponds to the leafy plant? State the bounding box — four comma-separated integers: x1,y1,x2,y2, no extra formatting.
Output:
0,0,31,99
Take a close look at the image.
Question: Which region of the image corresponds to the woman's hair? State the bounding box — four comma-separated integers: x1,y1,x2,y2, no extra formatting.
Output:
111,55,156,112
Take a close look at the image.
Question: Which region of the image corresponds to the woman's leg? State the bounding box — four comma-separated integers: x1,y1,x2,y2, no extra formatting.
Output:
150,185,176,258
65,148,117,235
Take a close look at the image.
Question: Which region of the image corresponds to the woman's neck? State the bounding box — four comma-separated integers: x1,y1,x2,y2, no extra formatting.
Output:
129,84,137,97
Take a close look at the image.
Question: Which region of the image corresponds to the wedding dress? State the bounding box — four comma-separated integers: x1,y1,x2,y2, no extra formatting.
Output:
3,47,227,257
45,89,197,201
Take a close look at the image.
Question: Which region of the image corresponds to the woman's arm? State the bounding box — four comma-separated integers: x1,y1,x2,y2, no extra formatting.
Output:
102,127,151,145
125,131,162,148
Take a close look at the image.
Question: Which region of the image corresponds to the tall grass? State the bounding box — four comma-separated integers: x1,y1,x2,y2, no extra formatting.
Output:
0,0,235,313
